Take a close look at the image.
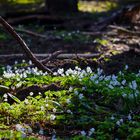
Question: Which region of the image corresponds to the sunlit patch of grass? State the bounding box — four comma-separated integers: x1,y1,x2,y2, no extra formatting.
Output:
11,0,42,4
78,1,118,13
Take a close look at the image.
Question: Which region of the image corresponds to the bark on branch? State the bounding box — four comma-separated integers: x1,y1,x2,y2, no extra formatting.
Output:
0,16,52,74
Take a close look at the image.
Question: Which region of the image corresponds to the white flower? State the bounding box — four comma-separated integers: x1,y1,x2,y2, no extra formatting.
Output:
3,94,8,98
53,108,57,113
15,124,25,132
111,115,115,120
29,60,32,65
24,99,29,104
121,80,126,85
86,67,92,73
97,68,103,75
29,92,34,96
95,80,99,84
69,87,73,92
50,114,56,121
74,90,79,95
122,93,127,98
41,106,45,111
52,135,57,140
116,121,120,126
4,98,8,102
39,129,44,135
80,130,86,136
57,68,64,75
88,128,95,136
125,65,128,70
128,114,132,121
38,92,42,95
27,127,32,133
66,99,71,104
21,132,26,138
119,119,123,123
90,74,97,81
82,87,86,91
67,109,73,114
90,128,95,133
46,104,49,107
79,94,84,99
22,59,26,63
16,82,22,88
108,85,114,89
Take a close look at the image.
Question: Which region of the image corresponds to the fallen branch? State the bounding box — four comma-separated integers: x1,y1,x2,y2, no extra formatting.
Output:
0,53,101,60
15,27,47,39
0,16,52,74
6,15,66,25
108,25,140,36
92,3,140,31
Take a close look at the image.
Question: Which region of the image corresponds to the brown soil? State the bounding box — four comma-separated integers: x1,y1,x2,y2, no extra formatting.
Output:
0,11,140,74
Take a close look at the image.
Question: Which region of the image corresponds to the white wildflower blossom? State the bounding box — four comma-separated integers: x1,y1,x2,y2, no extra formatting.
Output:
116,121,121,126
53,108,57,113
74,90,79,95
80,130,86,136
111,115,115,120
29,92,34,96
128,114,132,121
57,68,64,75
3,94,8,98
24,99,29,104
50,114,56,121
39,129,44,135
125,65,128,70
108,84,114,89
88,128,95,136
119,119,123,123
15,124,25,132
41,106,45,111
4,98,8,102
79,93,84,99
66,99,71,104
67,109,73,114
121,79,126,85
86,66,92,73
69,86,73,92
82,86,86,91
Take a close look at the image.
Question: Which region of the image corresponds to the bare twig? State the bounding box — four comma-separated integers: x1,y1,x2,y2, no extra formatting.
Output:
41,50,65,65
15,27,47,39
108,25,140,36
0,53,101,60
0,16,52,74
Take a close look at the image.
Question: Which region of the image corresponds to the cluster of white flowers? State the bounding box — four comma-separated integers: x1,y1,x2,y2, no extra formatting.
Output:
80,128,95,137
3,93,8,102
50,114,56,121
3,61,48,80
54,66,92,79
15,124,32,137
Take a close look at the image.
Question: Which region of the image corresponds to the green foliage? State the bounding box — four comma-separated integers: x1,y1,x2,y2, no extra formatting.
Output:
0,64,140,138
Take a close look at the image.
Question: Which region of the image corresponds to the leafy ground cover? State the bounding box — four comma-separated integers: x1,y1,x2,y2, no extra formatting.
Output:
0,62,140,139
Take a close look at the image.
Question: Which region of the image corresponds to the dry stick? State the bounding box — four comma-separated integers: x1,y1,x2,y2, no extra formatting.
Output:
41,50,65,65
108,25,140,36
0,53,100,60
15,28,47,39
0,16,52,74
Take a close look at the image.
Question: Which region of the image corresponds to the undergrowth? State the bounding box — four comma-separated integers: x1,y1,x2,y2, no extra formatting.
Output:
0,62,140,139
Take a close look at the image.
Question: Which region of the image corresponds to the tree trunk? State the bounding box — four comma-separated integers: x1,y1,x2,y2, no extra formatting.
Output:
45,0,78,15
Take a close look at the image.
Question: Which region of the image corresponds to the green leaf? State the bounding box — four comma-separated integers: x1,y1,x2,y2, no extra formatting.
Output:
8,93,21,103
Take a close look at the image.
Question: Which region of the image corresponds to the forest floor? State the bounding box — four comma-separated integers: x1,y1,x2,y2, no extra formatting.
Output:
0,5,140,74
0,2,140,139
